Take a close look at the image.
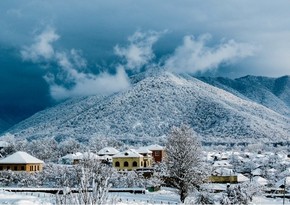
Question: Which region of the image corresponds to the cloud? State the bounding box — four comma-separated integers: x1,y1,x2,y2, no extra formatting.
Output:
164,34,256,73
47,66,130,101
21,27,59,62
2,0,290,77
21,27,131,100
114,30,163,72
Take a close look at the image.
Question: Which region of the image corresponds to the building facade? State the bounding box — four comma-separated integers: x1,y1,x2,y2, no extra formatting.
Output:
0,151,44,172
112,150,144,171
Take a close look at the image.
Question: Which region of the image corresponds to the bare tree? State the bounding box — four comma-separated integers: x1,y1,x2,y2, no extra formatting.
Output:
165,124,207,203
56,156,114,205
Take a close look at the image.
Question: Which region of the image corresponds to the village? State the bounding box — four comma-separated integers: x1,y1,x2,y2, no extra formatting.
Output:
1,137,290,204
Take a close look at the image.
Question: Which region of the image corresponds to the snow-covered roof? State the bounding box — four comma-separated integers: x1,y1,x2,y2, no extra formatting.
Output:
276,177,290,188
212,160,232,167
252,168,263,176
113,149,143,158
97,147,119,155
74,152,99,160
61,153,76,160
279,167,290,177
135,147,152,154
252,176,268,186
237,174,250,182
267,168,277,174
98,155,112,160
61,152,83,160
0,151,43,164
146,144,164,151
212,168,234,176
62,152,100,160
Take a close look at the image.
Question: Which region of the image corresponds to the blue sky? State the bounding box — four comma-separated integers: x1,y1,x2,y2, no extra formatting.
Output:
1,0,290,119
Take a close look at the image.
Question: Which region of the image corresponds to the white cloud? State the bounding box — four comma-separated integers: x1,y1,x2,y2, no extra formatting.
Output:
21,27,131,100
48,66,130,101
21,27,59,62
114,31,163,72
164,34,256,73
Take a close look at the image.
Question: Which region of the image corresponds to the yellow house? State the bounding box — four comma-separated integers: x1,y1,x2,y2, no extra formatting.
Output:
135,147,153,168
112,149,144,171
0,151,44,172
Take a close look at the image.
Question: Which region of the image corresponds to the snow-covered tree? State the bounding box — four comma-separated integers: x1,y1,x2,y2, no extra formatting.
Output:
186,191,215,205
26,138,59,162
56,158,114,205
58,138,82,156
164,124,208,203
220,184,255,205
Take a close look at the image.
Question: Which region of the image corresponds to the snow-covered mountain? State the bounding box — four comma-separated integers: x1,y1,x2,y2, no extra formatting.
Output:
5,72,290,144
199,75,290,117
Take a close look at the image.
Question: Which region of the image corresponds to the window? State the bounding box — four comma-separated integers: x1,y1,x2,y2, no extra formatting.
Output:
21,166,25,171
30,166,33,171
14,166,17,171
132,161,137,167
124,161,129,167
7,166,10,170
155,151,160,156
37,166,40,171
115,161,120,167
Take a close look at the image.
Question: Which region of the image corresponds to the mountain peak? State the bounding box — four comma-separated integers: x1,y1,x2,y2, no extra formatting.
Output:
5,72,290,145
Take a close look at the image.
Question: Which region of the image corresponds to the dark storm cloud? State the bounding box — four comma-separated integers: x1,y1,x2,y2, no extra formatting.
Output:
1,0,290,77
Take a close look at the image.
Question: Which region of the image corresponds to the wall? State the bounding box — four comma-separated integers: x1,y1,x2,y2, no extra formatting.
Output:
0,163,43,172
112,157,143,171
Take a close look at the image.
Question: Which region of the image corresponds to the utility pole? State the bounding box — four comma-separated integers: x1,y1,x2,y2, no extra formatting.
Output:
283,178,286,205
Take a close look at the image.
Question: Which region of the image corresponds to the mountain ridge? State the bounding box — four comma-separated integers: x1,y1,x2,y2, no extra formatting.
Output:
4,72,290,144
198,75,290,117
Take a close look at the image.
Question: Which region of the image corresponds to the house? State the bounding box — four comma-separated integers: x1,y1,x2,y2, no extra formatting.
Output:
73,152,100,164
276,176,290,189
135,147,153,168
212,160,233,169
252,176,268,186
212,167,234,176
146,144,165,163
97,147,119,156
112,149,144,171
0,151,44,172
97,147,119,163
60,152,83,165
237,174,250,183
210,167,237,183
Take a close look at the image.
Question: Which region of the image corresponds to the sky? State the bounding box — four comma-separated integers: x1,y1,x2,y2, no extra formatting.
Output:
1,0,290,123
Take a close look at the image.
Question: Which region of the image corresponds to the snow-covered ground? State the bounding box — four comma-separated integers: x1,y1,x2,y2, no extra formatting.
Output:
1,188,290,205
0,190,53,205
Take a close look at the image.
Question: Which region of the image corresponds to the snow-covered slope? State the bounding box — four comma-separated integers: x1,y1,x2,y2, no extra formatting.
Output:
199,75,290,117
6,72,290,144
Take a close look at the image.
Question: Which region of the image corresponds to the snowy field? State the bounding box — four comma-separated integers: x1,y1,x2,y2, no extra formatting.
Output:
1,188,290,205
0,188,180,205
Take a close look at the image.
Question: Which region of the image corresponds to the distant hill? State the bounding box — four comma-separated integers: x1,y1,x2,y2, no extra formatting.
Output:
5,72,290,144
199,75,290,117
